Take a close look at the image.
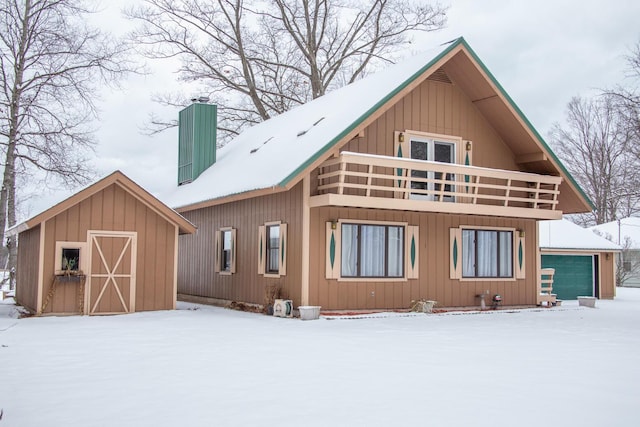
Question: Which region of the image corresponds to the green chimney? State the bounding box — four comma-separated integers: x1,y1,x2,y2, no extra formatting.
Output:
178,102,217,185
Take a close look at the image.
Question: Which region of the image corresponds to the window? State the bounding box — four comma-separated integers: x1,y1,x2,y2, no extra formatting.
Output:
55,241,86,274
341,223,404,278
62,248,80,272
215,228,236,274
266,224,280,274
462,229,513,278
258,222,287,277
410,137,456,201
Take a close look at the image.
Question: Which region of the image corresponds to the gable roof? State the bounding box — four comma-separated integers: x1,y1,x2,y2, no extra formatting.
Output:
9,171,196,236
589,217,640,250
163,37,592,214
540,219,620,251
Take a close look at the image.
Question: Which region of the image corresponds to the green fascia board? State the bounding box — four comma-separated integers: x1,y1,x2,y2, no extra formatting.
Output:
278,37,594,210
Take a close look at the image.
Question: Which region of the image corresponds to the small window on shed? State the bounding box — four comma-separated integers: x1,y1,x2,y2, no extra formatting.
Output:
62,248,80,271
623,261,632,272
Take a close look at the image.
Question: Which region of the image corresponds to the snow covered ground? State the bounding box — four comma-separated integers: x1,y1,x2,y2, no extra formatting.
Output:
1,290,639,427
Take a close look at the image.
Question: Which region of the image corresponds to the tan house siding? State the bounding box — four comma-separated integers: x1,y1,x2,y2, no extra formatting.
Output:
309,206,537,310
15,224,41,312
339,79,519,172
39,183,178,314
178,182,304,306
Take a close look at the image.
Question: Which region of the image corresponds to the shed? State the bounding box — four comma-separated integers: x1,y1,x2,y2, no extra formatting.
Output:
539,219,620,300
11,171,196,315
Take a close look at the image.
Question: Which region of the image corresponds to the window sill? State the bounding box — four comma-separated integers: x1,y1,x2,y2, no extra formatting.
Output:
264,273,281,279
459,277,518,282
337,277,407,283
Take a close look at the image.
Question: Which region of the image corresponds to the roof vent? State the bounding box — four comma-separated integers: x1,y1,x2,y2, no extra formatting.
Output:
427,68,452,84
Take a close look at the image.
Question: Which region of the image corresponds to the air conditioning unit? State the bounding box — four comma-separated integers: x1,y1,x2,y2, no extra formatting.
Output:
273,299,293,318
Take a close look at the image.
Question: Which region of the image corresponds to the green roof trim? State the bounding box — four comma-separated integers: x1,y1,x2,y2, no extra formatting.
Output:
278,37,465,187
278,36,593,210
456,39,594,210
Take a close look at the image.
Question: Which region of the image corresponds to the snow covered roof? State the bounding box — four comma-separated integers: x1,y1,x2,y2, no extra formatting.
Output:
589,217,640,250
161,37,591,212
539,219,620,251
162,41,458,209
9,171,196,236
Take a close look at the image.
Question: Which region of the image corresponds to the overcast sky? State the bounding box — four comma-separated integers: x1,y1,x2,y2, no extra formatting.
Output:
20,0,640,219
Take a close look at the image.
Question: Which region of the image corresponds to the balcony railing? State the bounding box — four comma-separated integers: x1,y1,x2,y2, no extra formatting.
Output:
311,151,563,219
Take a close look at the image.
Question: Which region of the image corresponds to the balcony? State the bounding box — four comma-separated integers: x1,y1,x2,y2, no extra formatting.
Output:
309,151,563,220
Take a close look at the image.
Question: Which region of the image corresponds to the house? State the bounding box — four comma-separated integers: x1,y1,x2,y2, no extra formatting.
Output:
164,37,593,311
11,171,196,315
539,219,620,300
590,217,640,287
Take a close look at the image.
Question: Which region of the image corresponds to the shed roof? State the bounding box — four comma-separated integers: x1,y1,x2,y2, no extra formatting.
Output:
10,171,196,236
589,217,640,250
539,219,620,251
163,37,592,214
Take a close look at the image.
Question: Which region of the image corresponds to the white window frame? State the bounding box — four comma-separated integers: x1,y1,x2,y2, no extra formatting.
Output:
259,221,287,278
217,227,236,275
459,226,516,282
54,241,87,274
407,132,459,202
335,219,409,282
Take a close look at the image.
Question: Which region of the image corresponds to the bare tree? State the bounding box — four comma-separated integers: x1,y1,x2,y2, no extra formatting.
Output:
125,0,448,141
549,95,640,226
0,0,135,283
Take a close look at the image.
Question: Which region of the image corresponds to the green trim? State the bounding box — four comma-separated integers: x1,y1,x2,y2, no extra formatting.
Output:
276,36,592,210
396,144,404,186
279,38,465,187
453,237,458,269
410,234,416,268
281,235,286,264
518,240,523,269
457,39,594,209
329,232,336,268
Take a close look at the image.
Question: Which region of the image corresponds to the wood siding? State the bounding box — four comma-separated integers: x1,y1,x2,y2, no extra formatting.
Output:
15,224,41,312
331,79,521,189
599,252,616,299
309,206,538,310
177,182,304,306
38,183,177,314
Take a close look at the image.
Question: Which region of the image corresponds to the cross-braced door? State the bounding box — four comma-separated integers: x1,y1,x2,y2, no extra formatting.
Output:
87,231,137,315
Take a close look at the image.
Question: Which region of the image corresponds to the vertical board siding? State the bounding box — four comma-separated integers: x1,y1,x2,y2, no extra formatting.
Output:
38,183,177,314
305,74,540,310
309,207,537,310
15,225,41,312
177,182,303,307
341,79,520,173
599,253,616,299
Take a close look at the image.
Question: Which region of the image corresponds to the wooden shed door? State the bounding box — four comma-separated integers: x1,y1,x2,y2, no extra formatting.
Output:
87,231,137,315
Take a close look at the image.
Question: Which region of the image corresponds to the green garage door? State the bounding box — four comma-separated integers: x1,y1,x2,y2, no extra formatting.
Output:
541,255,594,300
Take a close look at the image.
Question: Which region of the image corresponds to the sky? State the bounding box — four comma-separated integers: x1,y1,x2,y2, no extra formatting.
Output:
19,0,640,219
2,288,640,426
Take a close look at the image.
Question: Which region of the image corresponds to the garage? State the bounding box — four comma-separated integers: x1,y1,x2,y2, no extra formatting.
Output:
12,171,196,315
539,219,620,300
541,254,595,300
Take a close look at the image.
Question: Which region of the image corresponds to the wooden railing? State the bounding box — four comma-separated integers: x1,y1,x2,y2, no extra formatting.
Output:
315,151,562,211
